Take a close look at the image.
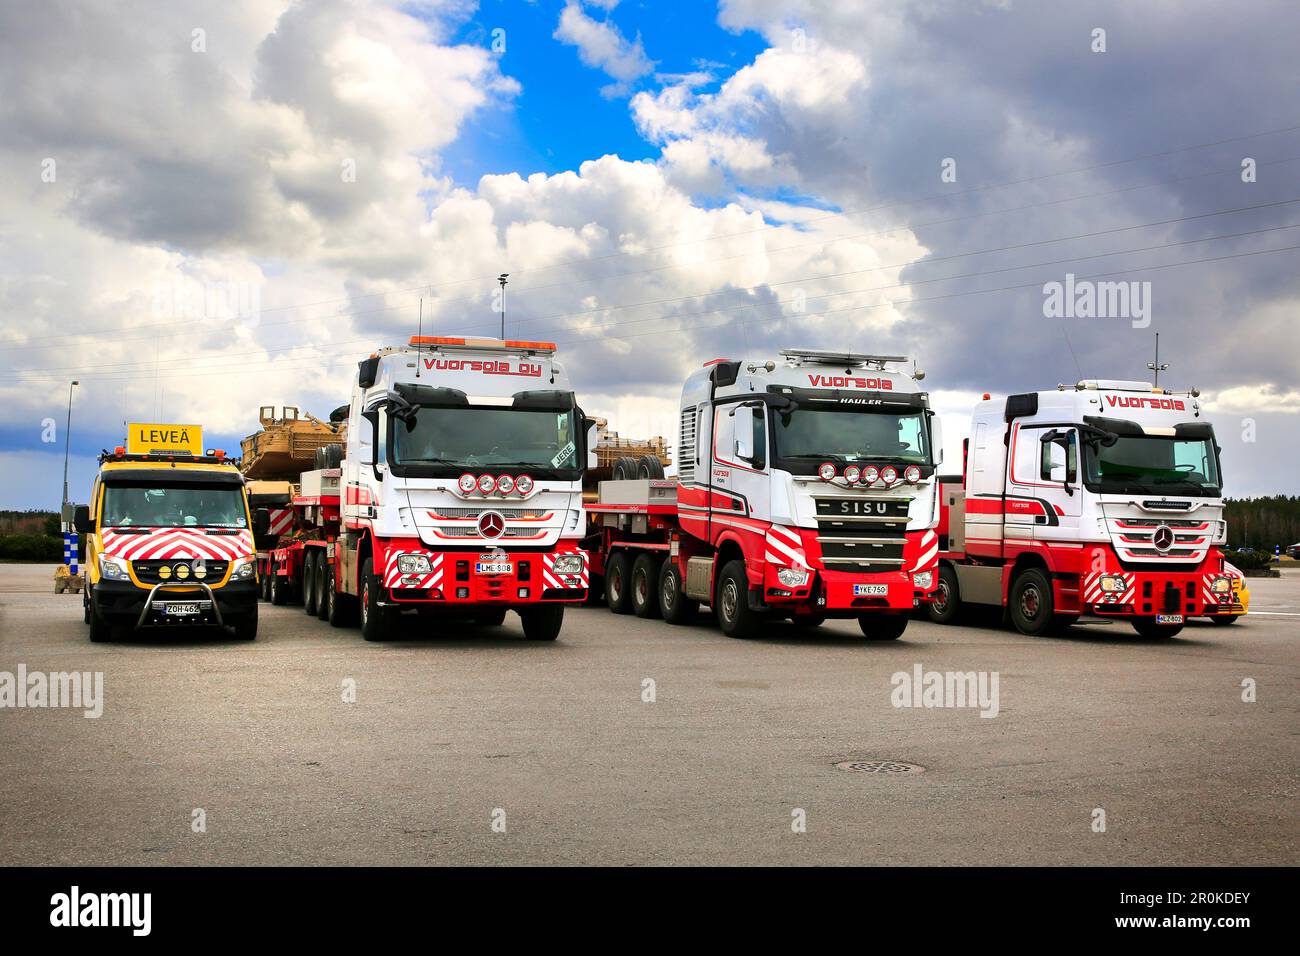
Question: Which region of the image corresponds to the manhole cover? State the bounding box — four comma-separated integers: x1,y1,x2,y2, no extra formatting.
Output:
834,760,925,774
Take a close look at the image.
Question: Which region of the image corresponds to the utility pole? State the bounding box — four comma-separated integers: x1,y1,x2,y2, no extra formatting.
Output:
61,379,79,511
498,273,508,339
1146,332,1169,388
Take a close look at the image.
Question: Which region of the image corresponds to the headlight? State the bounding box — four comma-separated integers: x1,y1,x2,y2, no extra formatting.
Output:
516,474,534,495
230,556,256,580
862,465,880,484
912,570,933,590
98,554,130,580
880,465,898,485
398,555,432,574
1210,575,1232,594
904,465,922,484
843,465,861,484
777,567,810,587
1098,573,1126,593
817,462,837,482
553,554,584,575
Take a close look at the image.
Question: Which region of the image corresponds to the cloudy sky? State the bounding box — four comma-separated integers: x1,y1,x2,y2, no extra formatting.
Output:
2,0,1298,508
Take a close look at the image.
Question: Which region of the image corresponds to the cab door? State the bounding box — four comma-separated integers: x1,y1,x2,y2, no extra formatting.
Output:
711,402,770,525
1007,423,1081,546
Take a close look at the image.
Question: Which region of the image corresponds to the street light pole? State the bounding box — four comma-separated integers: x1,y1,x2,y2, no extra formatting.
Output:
62,380,79,510
498,273,508,339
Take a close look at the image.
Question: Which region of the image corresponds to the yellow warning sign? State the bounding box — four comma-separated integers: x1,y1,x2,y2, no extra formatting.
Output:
126,423,203,456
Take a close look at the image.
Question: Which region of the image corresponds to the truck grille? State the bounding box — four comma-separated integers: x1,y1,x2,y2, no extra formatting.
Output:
430,508,547,520
813,496,910,572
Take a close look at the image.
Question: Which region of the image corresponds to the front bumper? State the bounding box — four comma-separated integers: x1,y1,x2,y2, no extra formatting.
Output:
92,579,258,628
380,544,589,605
1081,568,1229,618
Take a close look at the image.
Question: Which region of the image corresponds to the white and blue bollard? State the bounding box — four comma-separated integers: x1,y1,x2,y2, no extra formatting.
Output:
64,531,78,575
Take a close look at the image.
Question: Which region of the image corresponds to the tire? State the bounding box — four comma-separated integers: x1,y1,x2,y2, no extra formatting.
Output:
87,589,112,643
359,557,396,641
1132,617,1184,639
858,612,909,640
631,554,663,618
302,551,319,616
260,566,272,601
636,454,665,479
927,564,962,625
326,561,355,628
231,602,258,640
269,560,288,606
605,551,633,614
612,456,639,481
83,589,91,624
477,608,508,627
314,443,344,470
1008,568,1056,636
658,559,699,625
520,604,564,641
1210,615,1240,626
314,556,331,621
715,559,760,638
794,615,826,630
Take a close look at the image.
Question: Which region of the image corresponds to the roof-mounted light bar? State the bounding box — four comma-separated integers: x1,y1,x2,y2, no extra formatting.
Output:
779,348,909,368
408,336,556,354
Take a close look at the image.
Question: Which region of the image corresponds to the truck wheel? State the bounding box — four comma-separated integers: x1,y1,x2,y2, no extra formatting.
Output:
927,564,962,625
716,560,761,638
631,554,663,618
326,563,355,628
605,552,633,614
231,603,258,640
359,557,396,641
1132,617,1184,639
315,557,331,620
612,456,639,480
1210,614,1239,626
1008,568,1056,636
302,552,319,616
794,615,825,630
260,567,272,601
477,609,508,627
636,454,665,479
858,612,909,640
83,589,91,624
520,604,563,641
269,561,288,606
658,560,698,625
87,590,112,643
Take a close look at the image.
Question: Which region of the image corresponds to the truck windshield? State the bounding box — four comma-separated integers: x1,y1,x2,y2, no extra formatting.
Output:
1084,434,1220,495
773,408,931,464
102,483,248,528
392,407,580,473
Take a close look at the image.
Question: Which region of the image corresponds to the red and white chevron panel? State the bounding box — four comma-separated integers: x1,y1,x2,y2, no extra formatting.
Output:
267,508,294,537
100,527,254,562
1083,570,1134,605
1201,568,1236,607
383,551,444,590
542,550,589,590
764,524,808,568
910,529,939,572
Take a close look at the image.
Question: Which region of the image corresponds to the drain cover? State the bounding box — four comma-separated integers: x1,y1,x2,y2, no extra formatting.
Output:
834,759,925,774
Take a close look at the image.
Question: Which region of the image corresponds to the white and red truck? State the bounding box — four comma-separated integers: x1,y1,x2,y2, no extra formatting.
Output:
585,350,942,640
927,380,1232,638
252,336,594,641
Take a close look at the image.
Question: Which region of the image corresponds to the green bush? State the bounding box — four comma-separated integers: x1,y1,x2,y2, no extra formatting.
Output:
1227,549,1274,571
0,534,64,562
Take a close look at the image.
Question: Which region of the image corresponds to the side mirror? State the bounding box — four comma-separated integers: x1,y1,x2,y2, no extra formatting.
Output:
73,505,92,535
584,417,599,469
732,405,754,461
930,415,944,466
254,508,270,536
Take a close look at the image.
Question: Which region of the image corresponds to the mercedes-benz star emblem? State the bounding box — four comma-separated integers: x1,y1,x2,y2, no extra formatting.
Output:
477,511,505,539
1152,524,1175,552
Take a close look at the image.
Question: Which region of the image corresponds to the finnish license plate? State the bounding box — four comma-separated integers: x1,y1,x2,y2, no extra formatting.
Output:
475,561,513,575
163,602,205,616
1156,613,1184,624
854,584,889,596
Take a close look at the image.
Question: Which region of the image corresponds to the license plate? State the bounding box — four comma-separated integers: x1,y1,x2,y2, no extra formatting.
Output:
1156,614,1184,624
475,562,513,575
854,584,889,596
163,602,205,616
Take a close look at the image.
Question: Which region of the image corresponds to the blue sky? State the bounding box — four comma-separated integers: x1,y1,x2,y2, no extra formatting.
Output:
438,1,766,182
